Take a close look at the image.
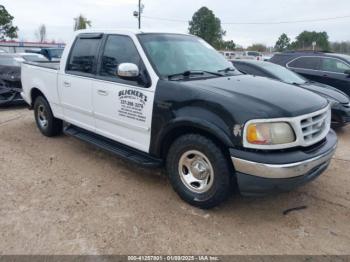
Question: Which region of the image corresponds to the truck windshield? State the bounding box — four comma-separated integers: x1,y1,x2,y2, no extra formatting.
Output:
138,34,235,79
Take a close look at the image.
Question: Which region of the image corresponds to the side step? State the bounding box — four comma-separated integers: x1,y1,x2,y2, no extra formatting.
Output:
64,125,163,168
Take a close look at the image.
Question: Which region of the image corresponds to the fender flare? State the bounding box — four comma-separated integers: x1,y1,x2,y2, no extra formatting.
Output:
153,117,235,157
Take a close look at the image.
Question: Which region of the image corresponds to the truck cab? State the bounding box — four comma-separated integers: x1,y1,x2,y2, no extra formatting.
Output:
21,30,337,209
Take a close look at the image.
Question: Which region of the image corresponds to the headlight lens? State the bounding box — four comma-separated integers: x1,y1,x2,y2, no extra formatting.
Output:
246,122,296,145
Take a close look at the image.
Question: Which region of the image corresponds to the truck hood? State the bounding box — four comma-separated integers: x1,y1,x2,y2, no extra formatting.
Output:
184,75,328,118
298,82,350,104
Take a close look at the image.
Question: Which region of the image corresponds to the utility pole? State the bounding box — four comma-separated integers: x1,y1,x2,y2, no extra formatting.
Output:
133,0,143,29
138,0,141,29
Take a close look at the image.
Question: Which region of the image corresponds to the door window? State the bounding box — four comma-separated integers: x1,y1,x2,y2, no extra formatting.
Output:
288,57,320,70
100,35,142,79
320,58,350,74
67,37,101,74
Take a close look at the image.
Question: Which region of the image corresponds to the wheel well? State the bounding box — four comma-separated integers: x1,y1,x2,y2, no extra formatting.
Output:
160,126,230,159
30,88,45,107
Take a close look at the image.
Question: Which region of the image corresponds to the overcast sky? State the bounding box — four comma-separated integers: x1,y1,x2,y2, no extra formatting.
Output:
2,0,350,47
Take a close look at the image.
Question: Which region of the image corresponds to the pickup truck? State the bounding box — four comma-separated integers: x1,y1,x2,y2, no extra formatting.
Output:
21,30,337,209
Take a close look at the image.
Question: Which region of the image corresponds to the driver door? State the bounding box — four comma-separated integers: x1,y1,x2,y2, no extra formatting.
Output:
92,34,155,153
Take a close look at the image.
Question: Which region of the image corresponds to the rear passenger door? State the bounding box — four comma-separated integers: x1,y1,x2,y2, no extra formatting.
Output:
92,34,155,153
287,56,321,82
59,34,102,132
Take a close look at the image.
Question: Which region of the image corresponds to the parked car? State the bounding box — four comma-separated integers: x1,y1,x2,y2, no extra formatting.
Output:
0,53,48,106
241,51,263,60
270,51,350,97
232,60,350,127
25,48,64,61
21,30,337,208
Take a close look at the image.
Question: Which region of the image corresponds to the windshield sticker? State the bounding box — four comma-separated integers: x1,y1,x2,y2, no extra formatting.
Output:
118,89,148,123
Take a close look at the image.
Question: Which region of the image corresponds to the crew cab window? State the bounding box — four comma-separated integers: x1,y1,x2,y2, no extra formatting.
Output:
100,35,141,77
320,58,350,73
288,57,320,70
67,38,101,74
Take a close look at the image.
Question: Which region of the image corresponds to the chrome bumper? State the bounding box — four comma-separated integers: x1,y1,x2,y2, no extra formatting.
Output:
232,144,337,179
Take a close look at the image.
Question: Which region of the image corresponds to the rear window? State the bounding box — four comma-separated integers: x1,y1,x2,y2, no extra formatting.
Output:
288,57,320,70
67,37,101,74
235,63,265,77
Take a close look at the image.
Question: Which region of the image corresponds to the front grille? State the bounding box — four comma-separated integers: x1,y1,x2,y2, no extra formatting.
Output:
299,108,330,146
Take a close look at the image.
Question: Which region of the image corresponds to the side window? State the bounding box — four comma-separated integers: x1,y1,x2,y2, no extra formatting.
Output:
67,37,101,74
320,58,350,73
288,57,320,70
100,35,141,78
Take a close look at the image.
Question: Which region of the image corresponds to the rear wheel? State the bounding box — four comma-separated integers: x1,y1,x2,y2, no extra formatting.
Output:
34,96,63,137
166,134,233,209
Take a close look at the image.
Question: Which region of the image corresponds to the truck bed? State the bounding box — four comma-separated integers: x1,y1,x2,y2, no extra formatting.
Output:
23,61,60,70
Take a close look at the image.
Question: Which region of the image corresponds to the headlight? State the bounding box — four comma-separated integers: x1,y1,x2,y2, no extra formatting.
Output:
245,122,296,146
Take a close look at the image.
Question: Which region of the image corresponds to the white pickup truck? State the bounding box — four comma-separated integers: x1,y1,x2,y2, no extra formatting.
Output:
21,29,337,208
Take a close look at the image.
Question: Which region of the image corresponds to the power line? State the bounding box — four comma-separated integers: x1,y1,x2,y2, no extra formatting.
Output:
143,14,350,25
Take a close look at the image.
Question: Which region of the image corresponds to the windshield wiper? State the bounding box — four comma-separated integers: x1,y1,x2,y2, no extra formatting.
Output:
168,70,223,80
218,67,236,73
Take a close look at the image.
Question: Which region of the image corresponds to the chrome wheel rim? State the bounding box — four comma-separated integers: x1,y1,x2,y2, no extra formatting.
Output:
178,150,214,193
37,104,48,129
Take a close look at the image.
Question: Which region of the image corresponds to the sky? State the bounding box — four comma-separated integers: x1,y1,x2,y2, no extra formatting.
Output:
2,0,350,47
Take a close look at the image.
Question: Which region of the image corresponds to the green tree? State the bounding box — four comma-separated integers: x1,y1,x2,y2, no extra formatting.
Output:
217,40,236,50
247,43,267,52
291,31,330,51
188,7,225,49
74,14,91,31
0,5,18,40
274,33,290,52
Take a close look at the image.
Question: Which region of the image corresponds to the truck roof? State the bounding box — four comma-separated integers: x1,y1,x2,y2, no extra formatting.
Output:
74,28,191,36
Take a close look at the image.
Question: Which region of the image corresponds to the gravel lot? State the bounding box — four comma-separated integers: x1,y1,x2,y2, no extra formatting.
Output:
0,107,349,255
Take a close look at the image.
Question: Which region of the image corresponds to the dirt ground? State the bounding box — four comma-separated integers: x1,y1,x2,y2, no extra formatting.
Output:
0,106,349,255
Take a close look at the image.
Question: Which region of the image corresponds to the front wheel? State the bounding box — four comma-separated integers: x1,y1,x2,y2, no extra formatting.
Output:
166,134,233,209
34,96,63,137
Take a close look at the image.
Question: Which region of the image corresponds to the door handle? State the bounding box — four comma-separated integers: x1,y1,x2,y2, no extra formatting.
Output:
63,81,71,87
97,90,109,96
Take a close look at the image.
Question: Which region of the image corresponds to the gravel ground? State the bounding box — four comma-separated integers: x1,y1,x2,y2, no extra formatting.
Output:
0,107,349,255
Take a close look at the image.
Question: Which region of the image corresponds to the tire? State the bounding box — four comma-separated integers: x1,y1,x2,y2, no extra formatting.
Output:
331,113,346,128
34,96,63,137
166,134,233,209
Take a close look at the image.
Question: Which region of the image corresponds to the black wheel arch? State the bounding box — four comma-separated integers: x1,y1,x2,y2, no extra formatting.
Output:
151,117,235,159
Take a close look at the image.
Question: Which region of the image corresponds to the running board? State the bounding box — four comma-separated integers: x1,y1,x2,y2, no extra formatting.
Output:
64,125,163,168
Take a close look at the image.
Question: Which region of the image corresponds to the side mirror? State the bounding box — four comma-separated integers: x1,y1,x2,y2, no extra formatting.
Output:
117,63,140,78
344,69,350,76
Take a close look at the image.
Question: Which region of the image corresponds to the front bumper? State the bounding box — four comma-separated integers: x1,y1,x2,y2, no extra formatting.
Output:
231,129,337,196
